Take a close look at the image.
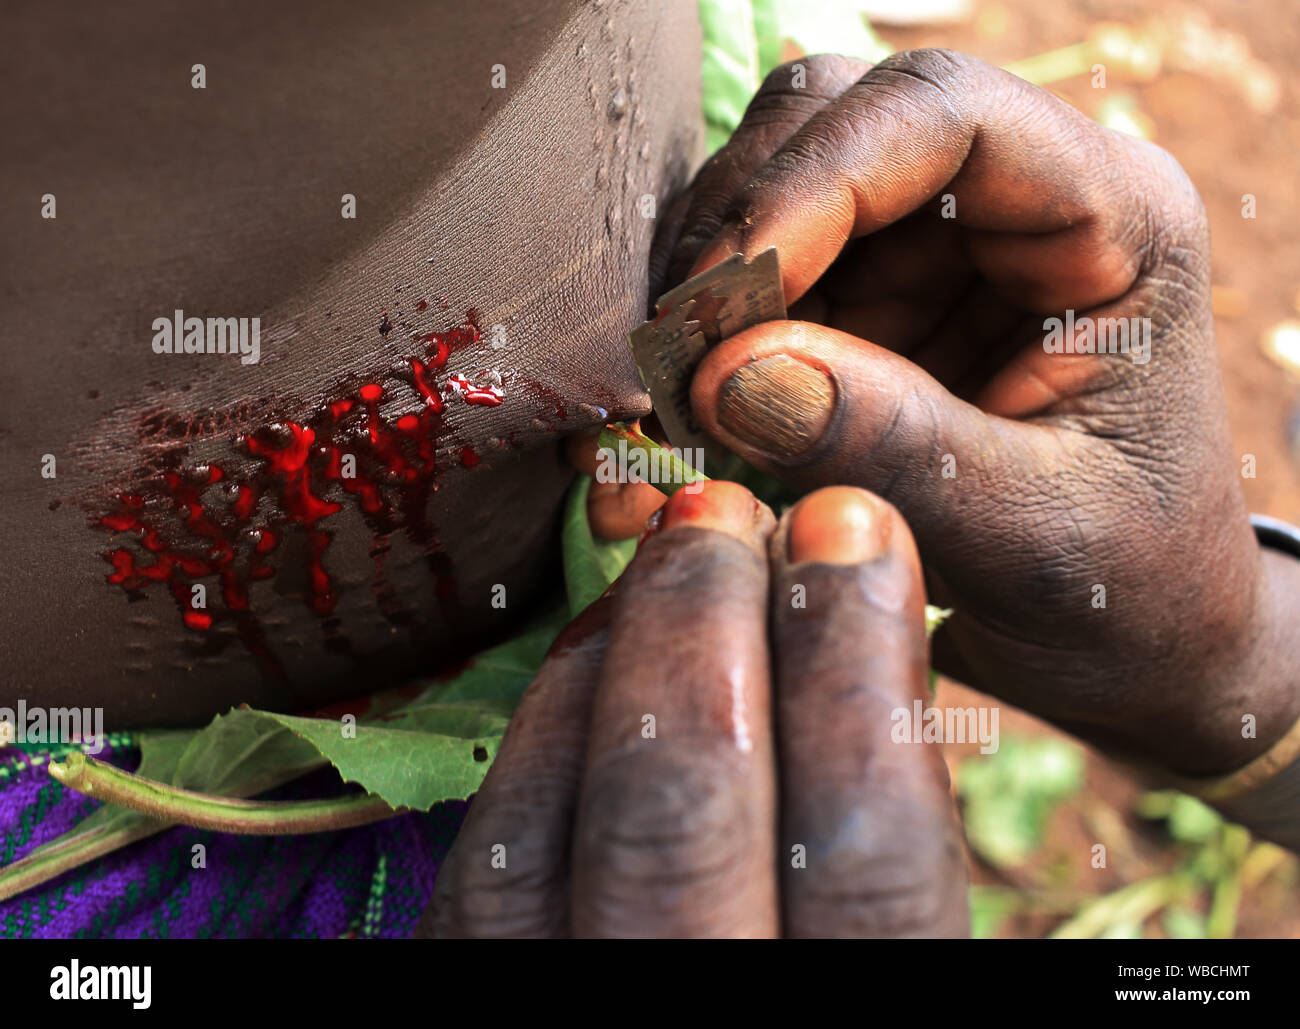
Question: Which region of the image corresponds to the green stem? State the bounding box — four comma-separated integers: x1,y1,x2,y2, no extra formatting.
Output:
0,818,169,903
1049,873,1189,939
48,752,404,835
1207,824,1251,939
597,423,710,498
1207,871,1242,940
1002,42,1093,85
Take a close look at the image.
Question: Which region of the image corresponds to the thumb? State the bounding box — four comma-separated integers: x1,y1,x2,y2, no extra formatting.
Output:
690,321,1062,548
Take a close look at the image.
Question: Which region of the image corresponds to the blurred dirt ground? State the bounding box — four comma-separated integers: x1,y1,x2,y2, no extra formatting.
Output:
875,0,1300,938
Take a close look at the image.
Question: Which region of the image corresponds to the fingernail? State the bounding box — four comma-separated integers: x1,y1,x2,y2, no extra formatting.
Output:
718,355,834,457
641,482,776,549
658,480,762,536
786,487,890,565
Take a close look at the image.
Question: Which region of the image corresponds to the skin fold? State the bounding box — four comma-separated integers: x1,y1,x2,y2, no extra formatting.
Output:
0,0,701,724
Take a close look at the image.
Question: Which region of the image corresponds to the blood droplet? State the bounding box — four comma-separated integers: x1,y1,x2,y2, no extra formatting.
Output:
93,314,489,661
183,610,213,631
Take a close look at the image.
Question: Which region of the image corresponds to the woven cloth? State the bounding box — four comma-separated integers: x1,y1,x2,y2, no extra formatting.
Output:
0,735,468,938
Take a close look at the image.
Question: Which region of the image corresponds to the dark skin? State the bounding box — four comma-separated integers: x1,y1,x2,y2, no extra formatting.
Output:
426,48,1300,937
422,482,969,938
0,0,699,724
584,49,1300,781
10,12,1296,934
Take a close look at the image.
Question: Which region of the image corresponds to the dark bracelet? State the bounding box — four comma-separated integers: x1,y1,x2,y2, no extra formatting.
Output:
1252,513,1300,561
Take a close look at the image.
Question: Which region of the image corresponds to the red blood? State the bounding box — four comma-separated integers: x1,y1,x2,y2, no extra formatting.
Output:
446,374,504,407
100,511,139,532
421,336,450,368
410,358,445,413
232,485,258,520
307,530,336,614
224,578,248,610
519,379,568,421
94,314,487,653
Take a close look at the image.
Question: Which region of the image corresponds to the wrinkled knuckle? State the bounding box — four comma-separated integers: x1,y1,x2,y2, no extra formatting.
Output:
832,49,973,149
870,47,972,95
762,132,833,183
576,749,753,904
430,809,565,938
755,53,869,103
625,530,761,609
789,806,966,937
830,380,922,506
1126,138,1210,271
1141,140,1205,223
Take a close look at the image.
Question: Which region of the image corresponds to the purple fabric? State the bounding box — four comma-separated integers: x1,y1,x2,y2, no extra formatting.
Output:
0,738,469,938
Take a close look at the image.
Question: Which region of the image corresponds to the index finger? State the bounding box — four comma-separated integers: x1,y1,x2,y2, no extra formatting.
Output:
660,54,870,290
691,48,1194,314
570,482,779,937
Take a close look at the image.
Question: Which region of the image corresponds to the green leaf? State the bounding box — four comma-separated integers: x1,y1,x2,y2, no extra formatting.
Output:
222,710,510,813
0,724,330,901
750,0,892,77
698,0,762,152
1163,905,1208,939
3,604,569,898
957,736,1085,868
698,0,895,154
1167,794,1223,845
925,605,951,637
1100,920,1145,939
562,474,637,617
406,606,569,708
749,0,787,75
169,606,573,813
1050,874,1186,939
968,885,1017,939
172,709,325,796
1135,789,1177,819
